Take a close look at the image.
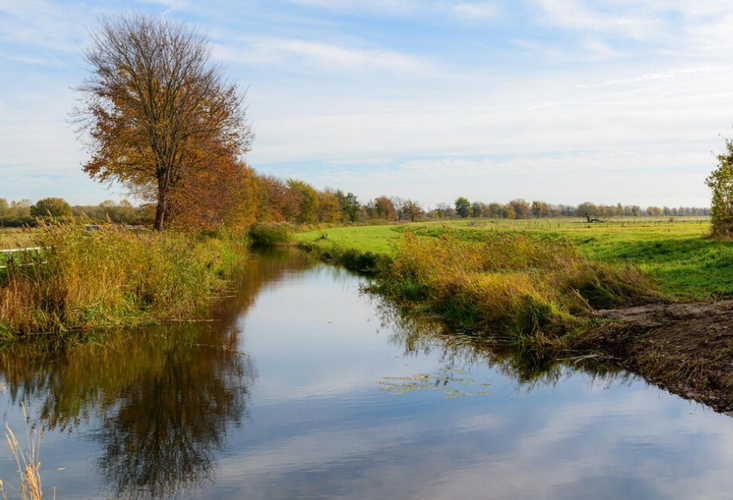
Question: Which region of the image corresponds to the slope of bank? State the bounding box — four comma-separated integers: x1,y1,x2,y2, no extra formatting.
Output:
580,301,733,413
0,224,246,339
297,220,733,413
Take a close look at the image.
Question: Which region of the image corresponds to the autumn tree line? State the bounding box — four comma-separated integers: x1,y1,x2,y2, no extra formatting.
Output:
0,191,711,229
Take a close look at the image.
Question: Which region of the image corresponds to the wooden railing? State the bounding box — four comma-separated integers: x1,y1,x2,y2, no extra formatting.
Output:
0,247,44,270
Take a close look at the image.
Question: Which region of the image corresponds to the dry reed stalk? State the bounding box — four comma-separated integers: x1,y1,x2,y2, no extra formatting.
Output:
0,405,54,500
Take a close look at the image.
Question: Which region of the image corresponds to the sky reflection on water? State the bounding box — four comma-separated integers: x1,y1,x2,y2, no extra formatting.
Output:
0,248,732,500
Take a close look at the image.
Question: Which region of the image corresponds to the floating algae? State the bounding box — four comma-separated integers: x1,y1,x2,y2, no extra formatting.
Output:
377,368,492,398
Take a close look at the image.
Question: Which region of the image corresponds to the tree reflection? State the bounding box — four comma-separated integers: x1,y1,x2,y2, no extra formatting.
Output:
0,247,315,500
373,298,635,392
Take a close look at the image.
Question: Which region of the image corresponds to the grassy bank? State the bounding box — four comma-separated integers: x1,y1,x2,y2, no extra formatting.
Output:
299,227,659,347
0,223,246,339
297,218,727,300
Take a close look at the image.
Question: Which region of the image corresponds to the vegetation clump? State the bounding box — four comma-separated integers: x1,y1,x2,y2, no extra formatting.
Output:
0,222,244,339
707,137,733,238
248,222,296,246
372,231,657,346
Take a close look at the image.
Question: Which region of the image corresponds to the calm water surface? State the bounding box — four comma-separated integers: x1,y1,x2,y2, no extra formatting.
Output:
1,248,733,499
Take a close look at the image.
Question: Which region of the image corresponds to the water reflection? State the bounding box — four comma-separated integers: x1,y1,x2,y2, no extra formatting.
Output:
0,249,726,500
374,299,636,393
0,248,314,500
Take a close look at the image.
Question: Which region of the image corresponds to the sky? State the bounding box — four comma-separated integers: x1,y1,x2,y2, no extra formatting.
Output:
2,0,733,208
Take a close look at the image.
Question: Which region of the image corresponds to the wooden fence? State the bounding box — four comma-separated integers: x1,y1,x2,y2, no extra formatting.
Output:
0,247,44,270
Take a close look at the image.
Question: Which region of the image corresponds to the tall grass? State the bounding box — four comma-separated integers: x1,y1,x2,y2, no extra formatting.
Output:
0,222,246,338
248,222,295,246
0,406,52,500
374,231,658,346
298,239,390,274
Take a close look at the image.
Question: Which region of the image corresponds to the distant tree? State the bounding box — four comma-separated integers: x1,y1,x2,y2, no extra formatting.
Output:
317,189,343,223
391,197,408,221
508,199,530,219
403,199,424,222
257,176,300,222
372,196,397,221
487,202,505,218
100,200,136,223
74,14,253,230
576,202,601,222
30,197,72,218
471,202,485,218
707,137,733,237
287,179,319,224
455,197,472,218
338,192,361,222
432,203,451,219
531,200,549,218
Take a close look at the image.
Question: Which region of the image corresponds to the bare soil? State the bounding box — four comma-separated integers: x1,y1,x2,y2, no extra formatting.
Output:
577,300,733,414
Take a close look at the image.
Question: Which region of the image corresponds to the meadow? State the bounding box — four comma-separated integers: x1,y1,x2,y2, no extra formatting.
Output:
297,218,724,301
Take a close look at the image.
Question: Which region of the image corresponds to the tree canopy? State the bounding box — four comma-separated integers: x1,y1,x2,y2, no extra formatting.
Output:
75,14,253,231
30,197,72,218
707,137,733,237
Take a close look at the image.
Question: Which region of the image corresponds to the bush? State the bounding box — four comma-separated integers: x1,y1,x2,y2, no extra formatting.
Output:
248,222,295,246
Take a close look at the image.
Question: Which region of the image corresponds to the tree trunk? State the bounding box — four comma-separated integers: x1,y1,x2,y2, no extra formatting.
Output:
153,187,167,231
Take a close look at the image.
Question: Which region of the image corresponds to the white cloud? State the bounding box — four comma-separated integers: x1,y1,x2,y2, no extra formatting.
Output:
215,37,432,73
280,0,419,15
530,0,665,40
449,2,501,21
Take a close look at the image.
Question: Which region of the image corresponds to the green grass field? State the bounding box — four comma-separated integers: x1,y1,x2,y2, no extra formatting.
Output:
297,218,730,300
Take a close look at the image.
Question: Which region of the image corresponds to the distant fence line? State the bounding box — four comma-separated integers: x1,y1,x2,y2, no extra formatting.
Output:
0,247,44,270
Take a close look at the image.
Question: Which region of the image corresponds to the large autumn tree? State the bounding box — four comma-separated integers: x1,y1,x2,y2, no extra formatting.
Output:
74,14,253,230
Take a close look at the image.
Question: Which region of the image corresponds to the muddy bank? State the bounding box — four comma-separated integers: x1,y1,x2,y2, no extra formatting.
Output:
577,300,733,413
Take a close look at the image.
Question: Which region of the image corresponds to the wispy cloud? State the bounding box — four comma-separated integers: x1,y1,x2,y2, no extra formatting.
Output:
215,37,432,74
530,0,665,40
448,2,501,21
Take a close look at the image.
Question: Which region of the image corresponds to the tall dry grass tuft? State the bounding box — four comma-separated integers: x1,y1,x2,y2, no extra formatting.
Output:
0,406,53,500
0,221,246,338
376,231,658,346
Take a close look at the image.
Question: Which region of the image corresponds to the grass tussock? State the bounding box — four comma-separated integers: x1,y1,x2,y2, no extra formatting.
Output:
298,239,391,274
248,222,296,246
0,222,245,338
375,231,658,346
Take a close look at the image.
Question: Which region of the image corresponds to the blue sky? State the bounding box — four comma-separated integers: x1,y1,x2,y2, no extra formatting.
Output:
2,0,733,208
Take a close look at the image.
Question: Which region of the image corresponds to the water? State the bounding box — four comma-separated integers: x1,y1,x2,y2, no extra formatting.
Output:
1,248,733,500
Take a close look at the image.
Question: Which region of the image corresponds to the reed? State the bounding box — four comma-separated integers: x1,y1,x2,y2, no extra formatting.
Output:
373,231,658,346
0,222,246,338
0,405,53,500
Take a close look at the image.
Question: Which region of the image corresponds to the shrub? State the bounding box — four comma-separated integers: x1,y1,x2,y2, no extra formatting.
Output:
248,222,296,246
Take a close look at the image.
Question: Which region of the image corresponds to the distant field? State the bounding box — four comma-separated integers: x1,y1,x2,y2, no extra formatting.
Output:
0,228,35,250
297,218,731,300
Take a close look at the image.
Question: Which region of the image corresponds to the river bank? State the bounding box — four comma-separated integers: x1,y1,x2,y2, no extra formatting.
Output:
0,223,247,339
581,300,733,413
296,221,733,413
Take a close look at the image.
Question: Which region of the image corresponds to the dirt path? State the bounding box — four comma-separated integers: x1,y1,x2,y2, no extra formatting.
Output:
577,300,733,414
